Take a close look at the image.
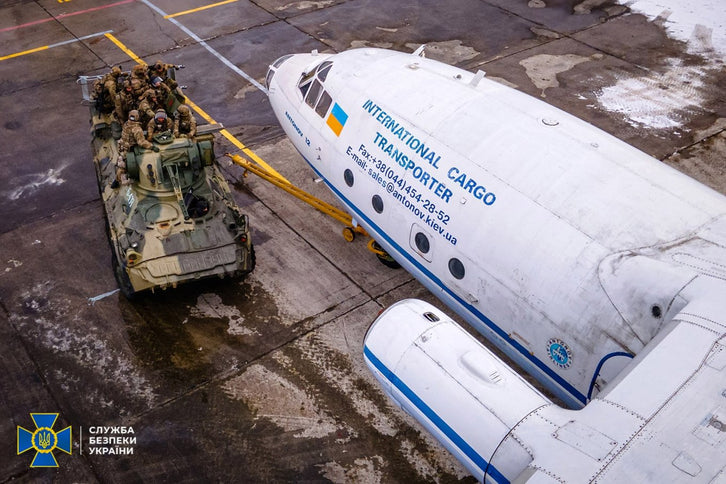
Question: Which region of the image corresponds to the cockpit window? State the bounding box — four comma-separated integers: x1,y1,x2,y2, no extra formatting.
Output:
298,60,333,98
305,79,323,108
299,79,313,98
298,60,335,119
315,90,332,117
272,54,293,69
316,61,333,82
298,69,316,98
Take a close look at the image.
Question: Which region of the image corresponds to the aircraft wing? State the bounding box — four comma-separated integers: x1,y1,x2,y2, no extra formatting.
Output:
364,297,726,483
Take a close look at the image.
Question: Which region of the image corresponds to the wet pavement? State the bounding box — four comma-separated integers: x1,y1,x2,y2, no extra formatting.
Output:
1,0,724,482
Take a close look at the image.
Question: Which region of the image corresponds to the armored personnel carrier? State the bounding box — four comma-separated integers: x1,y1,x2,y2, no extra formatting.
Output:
80,68,254,298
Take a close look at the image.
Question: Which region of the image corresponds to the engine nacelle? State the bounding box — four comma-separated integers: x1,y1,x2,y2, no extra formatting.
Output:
364,299,553,482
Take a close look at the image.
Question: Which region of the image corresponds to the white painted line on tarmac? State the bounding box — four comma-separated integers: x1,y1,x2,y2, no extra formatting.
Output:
140,0,267,93
88,288,120,304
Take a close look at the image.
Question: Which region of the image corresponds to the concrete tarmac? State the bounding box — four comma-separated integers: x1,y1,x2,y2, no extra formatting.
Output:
1,0,724,482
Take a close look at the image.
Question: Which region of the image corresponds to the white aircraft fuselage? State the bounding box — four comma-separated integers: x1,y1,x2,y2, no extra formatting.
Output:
267,47,726,406
266,48,726,481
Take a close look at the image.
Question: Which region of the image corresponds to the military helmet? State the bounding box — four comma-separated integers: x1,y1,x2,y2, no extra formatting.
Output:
128,109,139,121
154,109,167,121
177,104,190,115
111,66,122,77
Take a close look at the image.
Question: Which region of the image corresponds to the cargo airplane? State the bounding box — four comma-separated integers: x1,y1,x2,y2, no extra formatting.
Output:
266,47,726,482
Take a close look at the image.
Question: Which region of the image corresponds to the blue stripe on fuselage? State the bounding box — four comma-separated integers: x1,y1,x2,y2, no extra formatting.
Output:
298,151,587,406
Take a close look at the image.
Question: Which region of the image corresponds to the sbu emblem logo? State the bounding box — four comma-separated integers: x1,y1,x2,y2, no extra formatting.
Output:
17,413,72,467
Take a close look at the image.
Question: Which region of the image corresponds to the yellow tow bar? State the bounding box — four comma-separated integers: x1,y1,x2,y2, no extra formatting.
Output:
227,153,368,242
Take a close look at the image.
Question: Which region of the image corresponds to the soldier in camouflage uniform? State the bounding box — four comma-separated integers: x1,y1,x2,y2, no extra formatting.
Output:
138,77,171,125
149,59,181,89
173,104,197,139
137,90,156,125
130,63,150,87
146,109,173,141
113,109,158,188
92,66,122,115
117,80,137,122
103,67,122,94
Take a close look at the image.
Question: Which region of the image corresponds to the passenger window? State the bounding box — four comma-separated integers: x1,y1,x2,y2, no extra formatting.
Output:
372,195,384,213
305,79,323,108
344,169,354,187
448,258,465,280
409,224,433,262
414,232,430,254
315,90,332,117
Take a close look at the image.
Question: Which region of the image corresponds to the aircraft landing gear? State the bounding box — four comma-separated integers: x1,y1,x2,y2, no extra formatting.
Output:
367,239,401,269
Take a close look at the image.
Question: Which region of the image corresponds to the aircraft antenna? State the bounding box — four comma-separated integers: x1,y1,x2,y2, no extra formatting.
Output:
469,70,486,87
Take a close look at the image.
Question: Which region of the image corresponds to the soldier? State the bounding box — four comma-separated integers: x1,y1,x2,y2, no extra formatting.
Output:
173,104,197,139
137,89,157,125
117,80,137,122
147,109,173,141
130,63,150,87
130,77,146,98
139,77,171,123
92,66,122,115
113,109,158,188
151,76,171,99
103,66,123,94
105,66,124,119
149,59,182,89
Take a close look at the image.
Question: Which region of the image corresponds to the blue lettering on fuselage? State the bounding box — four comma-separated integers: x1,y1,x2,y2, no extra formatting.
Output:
363,100,440,169
447,167,496,205
285,111,304,138
372,133,452,203
362,100,496,207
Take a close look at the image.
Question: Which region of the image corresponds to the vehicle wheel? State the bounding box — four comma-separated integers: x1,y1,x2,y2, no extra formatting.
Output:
112,253,136,299
248,244,256,272
342,227,355,243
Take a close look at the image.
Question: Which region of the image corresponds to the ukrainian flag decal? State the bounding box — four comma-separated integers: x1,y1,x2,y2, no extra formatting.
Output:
326,103,348,136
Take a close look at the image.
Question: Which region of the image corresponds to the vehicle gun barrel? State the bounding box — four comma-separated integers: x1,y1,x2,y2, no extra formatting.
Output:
165,162,190,220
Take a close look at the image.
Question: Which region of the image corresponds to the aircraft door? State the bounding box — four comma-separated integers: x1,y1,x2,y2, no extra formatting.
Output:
410,224,434,263
445,252,482,306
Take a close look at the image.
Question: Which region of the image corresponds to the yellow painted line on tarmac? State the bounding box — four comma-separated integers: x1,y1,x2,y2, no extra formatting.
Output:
182,98,283,178
104,32,287,182
0,30,111,62
104,32,143,64
0,45,48,61
164,0,238,19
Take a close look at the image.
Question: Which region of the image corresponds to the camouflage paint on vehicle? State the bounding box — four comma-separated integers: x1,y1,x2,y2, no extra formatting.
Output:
82,77,254,297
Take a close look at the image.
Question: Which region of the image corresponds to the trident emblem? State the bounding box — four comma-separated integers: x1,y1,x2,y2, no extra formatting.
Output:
38,430,53,449
17,413,72,467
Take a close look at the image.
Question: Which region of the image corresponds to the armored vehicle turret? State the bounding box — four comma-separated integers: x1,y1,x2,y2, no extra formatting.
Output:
80,67,254,297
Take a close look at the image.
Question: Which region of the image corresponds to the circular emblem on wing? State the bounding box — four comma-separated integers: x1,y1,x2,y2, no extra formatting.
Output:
547,338,572,369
